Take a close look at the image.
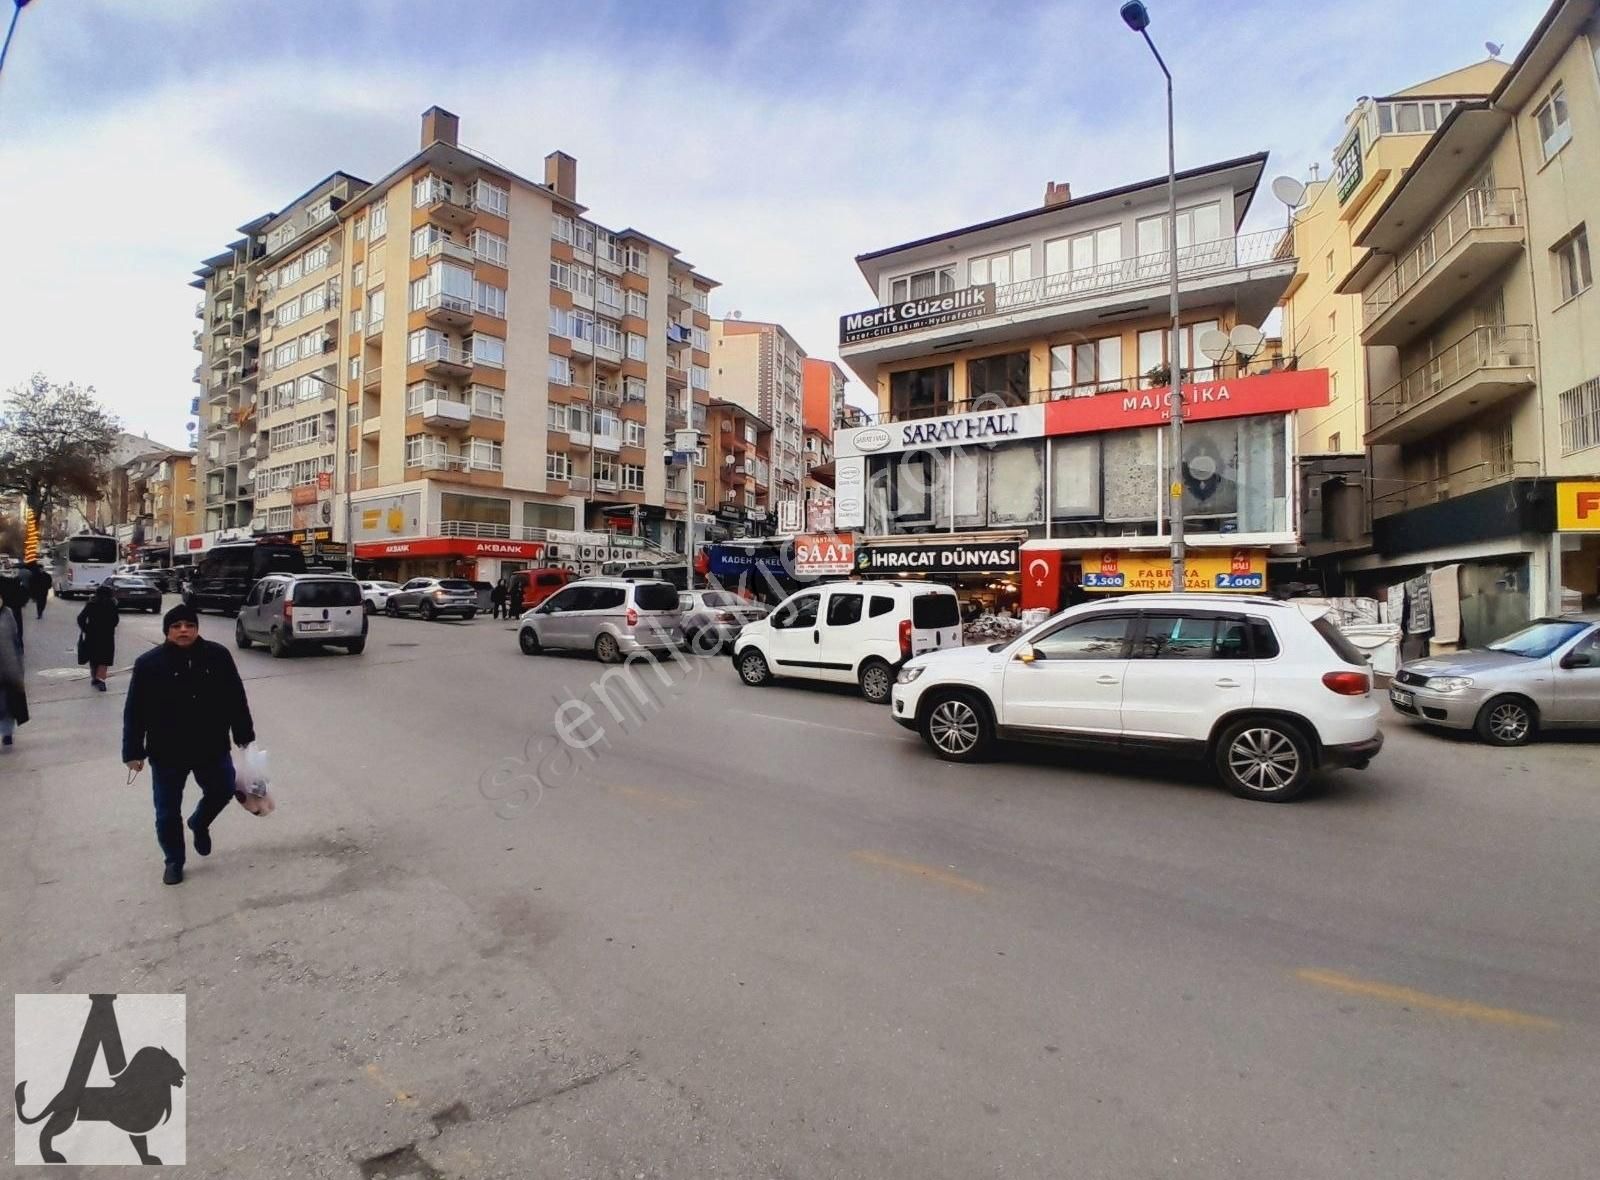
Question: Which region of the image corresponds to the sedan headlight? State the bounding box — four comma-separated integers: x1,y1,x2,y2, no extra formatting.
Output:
1426,675,1475,693
896,664,925,685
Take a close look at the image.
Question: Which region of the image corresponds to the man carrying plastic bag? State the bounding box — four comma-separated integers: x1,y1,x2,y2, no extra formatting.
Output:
122,604,257,886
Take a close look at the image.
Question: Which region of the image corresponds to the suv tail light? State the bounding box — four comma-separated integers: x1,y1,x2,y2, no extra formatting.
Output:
1322,670,1369,696
898,618,912,658
626,606,639,626
283,599,293,622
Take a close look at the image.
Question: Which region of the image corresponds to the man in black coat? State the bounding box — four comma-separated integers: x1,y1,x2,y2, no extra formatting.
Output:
122,604,256,885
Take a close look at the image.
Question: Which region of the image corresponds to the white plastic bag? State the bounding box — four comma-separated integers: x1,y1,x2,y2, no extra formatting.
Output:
234,746,276,816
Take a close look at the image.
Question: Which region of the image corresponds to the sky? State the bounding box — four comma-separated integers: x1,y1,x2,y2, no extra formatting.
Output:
0,0,1552,447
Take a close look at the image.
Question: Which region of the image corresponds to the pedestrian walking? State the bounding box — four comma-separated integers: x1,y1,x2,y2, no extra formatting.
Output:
1,574,25,655
0,605,24,749
76,583,119,692
26,561,49,618
491,578,507,620
122,604,256,886
507,576,524,618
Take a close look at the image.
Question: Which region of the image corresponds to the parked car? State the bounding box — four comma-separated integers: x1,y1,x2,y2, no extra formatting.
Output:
184,541,306,614
1389,614,1600,745
679,589,770,652
732,580,962,704
510,567,574,611
385,577,478,620
358,580,402,614
104,574,164,613
517,577,682,662
889,594,1383,802
235,573,366,657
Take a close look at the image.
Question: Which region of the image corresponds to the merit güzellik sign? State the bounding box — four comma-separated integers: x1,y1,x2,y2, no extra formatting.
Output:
839,284,995,345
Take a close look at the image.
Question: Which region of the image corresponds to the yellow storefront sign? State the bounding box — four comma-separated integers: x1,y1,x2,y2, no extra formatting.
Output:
1556,481,1600,532
1080,549,1268,593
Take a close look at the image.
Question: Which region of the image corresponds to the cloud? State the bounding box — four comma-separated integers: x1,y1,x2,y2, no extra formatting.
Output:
0,0,1555,436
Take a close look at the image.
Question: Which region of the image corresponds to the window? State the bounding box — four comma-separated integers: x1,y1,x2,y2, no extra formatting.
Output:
467,438,503,471
868,595,895,618
278,257,303,287
549,260,572,290
1554,225,1592,301
304,242,332,273
367,287,384,325
889,363,953,418
967,351,1030,405
404,435,426,466
573,221,597,254
691,327,708,351
274,341,298,368
1328,432,1341,451
1032,614,1131,660
474,280,506,317
548,355,572,385
551,213,574,244
772,593,820,629
546,451,571,481
351,308,364,333
1327,309,1336,337
1050,336,1122,395
1136,202,1223,259
888,266,955,302
354,216,366,241
695,444,708,466
469,334,505,366
412,225,442,258
596,319,624,353
299,328,328,358
691,289,709,312
597,276,624,312
1329,372,1338,401
471,229,508,264
624,420,645,446
1485,417,1514,477
1558,375,1600,455
547,403,568,431
625,245,648,273
594,456,617,486
620,464,645,491
408,327,444,362
353,262,364,288
275,295,302,327
267,224,297,253
568,404,590,434
624,376,646,403
626,332,647,361
969,246,1032,288
1325,251,1335,280
349,356,361,382
470,386,503,419
1045,225,1122,278
690,365,710,390
369,203,387,240
626,291,648,318
1134,614,1225,659
1536,83,1572,161
825,592,863,627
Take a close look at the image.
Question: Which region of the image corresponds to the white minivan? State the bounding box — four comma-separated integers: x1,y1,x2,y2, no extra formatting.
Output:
731,580,962,703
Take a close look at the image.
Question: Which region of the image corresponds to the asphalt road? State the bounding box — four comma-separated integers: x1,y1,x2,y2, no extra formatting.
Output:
2,598,1597,1178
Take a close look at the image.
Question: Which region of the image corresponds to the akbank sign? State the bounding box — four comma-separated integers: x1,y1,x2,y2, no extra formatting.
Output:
836,404,1047,459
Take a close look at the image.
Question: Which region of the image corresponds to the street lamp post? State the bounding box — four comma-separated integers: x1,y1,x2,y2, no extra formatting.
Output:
1121,0,1186,593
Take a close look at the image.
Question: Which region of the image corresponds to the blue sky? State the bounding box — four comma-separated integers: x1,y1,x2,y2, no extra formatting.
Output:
0,0,1551,443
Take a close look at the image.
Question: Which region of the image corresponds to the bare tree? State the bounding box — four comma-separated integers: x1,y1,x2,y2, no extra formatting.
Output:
0,373,120,522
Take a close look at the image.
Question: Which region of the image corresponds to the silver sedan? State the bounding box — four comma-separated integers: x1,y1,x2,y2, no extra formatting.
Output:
1390,614,1600,745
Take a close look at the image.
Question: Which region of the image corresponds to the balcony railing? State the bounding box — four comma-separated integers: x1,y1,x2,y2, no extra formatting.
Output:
1373,459,1540,518
417,343,472,369
360,465,381,487
1362,188,1523,324
569,475,592,492
439,520,511,539
426,238,477,266
366,316,385,338
1369,325,1535,436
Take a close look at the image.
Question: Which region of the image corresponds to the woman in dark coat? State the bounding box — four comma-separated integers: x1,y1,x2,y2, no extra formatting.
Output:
77,583,119,692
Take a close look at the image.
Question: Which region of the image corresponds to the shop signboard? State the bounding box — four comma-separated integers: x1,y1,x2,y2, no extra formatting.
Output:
856,539,1020,575
708,543,789,580
1335,132,1364,204
290,485,319,506
1556,481,1600,531
839,284,995,346
806,498,835,532
833,458,865,529
353,537,545,560
795,533,855,578
836,404,1045,459
1047,369,1329,437
1079,548,1266,592
352,492,423,542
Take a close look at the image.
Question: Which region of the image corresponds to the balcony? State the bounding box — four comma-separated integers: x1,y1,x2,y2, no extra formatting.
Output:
366,316,385,341
419,397,472,430
667,323,692,348
841,228,1293,364
418,343,472,378
1373,459,1540,518
421,291,475,329
1361,189,1525,347
421,186,475,228
666,407,688,431
426,237,477,267
1367,325,1537,445
570,475,592,493
416,450,467,472
594,476,619,492
668,282,690,311
362,367,383,392
593,430,622,454
666,365,689,388
360,464,381,488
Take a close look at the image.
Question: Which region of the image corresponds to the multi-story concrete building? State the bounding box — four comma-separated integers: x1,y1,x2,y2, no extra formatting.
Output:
833,155,1325,613
802,358,847,437
191,231,268,536
802,423,834,529
1341,0,1600,637
704,399,773,539
711,319,806,524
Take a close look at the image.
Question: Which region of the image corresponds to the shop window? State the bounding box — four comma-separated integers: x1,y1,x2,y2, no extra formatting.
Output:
889,364,952,420
1049,436,1101,518
441,493,510,528
966,351,1030,407
523,502,576,532
987,441,1044,526
1179,415,1286,532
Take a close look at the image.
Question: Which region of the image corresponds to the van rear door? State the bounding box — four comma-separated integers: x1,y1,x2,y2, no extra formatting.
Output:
911,590,962,653
291,579,364,637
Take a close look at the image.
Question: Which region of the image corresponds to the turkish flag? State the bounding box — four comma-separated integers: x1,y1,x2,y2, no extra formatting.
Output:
1020,548,1062,612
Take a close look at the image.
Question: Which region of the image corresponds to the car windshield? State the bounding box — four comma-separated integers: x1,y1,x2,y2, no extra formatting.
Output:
1486,620,1591,658
700,592,743,608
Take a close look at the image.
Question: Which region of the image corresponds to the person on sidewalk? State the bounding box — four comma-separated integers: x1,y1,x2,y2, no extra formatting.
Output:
0,605,24,749
490,578,507,620
122,604,256,886
26,562,49,619
1,575,25,655
507,576,524,620
77,583,119,691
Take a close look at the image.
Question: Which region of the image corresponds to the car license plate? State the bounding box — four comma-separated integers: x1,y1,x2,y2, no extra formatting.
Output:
1390,689,1414,709
300,621,330,632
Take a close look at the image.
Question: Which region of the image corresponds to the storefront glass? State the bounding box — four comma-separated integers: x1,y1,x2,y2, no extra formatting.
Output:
441,493,510,528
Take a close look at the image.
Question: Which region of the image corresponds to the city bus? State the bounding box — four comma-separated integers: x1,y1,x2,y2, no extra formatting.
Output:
50,533,119,598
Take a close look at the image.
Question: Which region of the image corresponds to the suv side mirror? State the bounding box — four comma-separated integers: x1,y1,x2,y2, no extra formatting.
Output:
1560,650,1595,669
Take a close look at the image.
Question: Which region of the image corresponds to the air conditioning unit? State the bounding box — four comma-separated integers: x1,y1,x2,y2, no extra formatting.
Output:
546,543,568,560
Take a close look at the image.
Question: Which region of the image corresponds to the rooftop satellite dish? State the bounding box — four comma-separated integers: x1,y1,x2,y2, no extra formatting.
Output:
1271,175,1306,208
1198,328,1233,363
730,310,743,319
1486,41,1503,58
1230,324,1266,359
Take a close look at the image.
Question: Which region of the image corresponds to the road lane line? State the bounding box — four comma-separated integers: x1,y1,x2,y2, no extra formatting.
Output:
1293,968,1559,1029
743,711,899,740
851,850,988,895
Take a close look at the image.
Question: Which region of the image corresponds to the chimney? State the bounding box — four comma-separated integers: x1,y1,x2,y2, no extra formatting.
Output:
1043,180,1073,208
544,151,577,201
421,106,459,148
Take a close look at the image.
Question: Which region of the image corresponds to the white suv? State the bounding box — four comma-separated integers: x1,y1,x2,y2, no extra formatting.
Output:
890,594,1382,802
733,581,962,703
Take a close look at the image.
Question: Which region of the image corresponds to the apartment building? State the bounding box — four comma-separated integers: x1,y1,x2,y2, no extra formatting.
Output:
833,154,1326,612
191,232,266,536
802,423,834,528
1341,0,1600,638
704,399,773,539
711,319,806,519
802,358,848,437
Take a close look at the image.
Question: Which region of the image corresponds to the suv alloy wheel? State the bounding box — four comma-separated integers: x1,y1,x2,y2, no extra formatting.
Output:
921,692,992,762
1215,718,1312,802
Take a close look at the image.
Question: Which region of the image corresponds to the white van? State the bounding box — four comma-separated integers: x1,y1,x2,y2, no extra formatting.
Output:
731,580,962,703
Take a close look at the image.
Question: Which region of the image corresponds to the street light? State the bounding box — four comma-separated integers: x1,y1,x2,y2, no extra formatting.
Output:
1121,0,1186,593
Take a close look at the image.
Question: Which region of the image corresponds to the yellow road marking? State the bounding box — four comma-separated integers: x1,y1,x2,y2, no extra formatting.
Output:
364,1062,419,1107
1294,968,1558,1029
851,850,988,895
608,784,699,810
